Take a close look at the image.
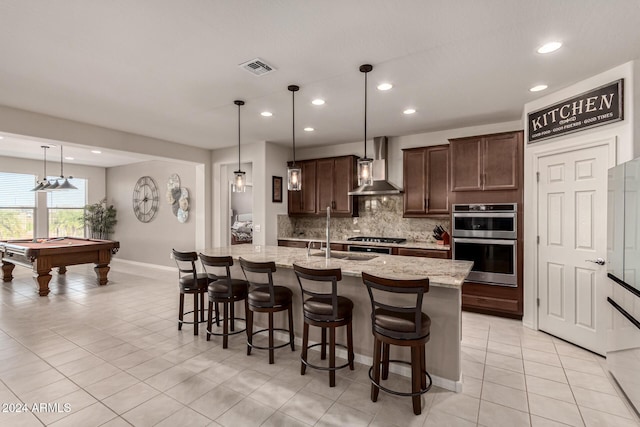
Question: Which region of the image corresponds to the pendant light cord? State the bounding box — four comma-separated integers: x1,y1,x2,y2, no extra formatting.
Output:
233,100,245,172
237,103,241,171
42,146,47,181
364,70,368,159
60,146,64,178
288,85,300,167
292,88,296,166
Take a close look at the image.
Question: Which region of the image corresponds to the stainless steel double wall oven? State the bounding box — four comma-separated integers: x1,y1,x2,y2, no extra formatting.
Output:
452,203,518,287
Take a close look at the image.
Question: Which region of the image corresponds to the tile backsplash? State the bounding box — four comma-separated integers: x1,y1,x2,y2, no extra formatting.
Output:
278,195,450,242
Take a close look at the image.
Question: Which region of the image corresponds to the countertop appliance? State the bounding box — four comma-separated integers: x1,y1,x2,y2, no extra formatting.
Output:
606,158,640,417
347,236,407,244
452,204,517,287
346,236,404,254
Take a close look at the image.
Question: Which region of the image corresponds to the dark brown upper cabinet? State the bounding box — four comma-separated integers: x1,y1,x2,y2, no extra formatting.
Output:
403,144,450,217
449,131,522,192
288,155,358,217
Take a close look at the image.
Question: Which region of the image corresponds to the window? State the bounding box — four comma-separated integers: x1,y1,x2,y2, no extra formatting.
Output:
47,178,87,238
0,172,36,239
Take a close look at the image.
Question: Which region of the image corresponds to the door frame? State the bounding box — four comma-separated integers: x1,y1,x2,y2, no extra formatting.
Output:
524,135,617,331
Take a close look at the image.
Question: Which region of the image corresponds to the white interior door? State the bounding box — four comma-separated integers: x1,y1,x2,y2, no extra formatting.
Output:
537,143,610,355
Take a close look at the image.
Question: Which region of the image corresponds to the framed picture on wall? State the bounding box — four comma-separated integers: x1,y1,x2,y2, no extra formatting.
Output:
272,176,282,203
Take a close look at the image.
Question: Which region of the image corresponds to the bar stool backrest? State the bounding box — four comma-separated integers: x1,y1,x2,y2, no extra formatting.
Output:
199,254,233,295
361,271,430,340
172,249,199,283
239,257,277,306
293,264,342,319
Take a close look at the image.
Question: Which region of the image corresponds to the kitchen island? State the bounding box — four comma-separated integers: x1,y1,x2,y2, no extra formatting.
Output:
200,245,472,392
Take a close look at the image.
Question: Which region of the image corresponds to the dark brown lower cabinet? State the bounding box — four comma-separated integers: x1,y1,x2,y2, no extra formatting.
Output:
462,281,522,319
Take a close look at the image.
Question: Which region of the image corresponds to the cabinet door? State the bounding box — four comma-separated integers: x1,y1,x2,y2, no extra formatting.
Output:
403,149,427,215
483,132,520,190
288,160,317,215
316,158,334,212
332,156,354,214
301,161,317,213
450,138,482,192
426,146,450,214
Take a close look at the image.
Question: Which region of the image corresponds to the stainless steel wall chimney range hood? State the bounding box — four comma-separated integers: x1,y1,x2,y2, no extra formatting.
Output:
348,136,403,196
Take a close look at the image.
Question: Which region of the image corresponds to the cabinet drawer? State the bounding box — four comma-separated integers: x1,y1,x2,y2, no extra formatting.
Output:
462,294,519,313
396,248,451,259
277,240,307,248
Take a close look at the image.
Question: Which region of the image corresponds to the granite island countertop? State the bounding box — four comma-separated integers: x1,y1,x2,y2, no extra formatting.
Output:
278,236,450,251
201,245,471,289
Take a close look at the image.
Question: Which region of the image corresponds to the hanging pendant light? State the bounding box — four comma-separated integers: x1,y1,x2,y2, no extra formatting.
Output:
56,145,77,190
287,84,302,191
357,64,374,187
232,100,246,193
31,145,52,191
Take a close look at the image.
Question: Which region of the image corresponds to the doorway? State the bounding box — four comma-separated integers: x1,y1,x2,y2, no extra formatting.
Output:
536,138,615,356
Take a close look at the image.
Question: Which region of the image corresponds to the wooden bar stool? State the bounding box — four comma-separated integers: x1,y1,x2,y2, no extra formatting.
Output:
361,271,433,415
199,254,249,348
239,257,295,364
172,249,209,336
293,264,354,387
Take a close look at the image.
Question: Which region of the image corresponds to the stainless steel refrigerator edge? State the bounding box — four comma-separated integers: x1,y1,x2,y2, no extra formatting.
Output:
607,157,640,418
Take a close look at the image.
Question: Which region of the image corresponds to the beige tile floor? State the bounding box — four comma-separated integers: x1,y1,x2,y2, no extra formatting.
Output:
0,261,638,427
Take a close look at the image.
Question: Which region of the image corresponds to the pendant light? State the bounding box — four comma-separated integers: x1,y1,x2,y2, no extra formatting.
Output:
31,145,51,191
287,84,302,191
232,100,246,193
55,145,78,190
357,64,374,187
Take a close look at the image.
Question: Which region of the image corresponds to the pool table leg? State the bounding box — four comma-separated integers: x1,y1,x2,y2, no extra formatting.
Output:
35,271,52,296
94,264,110,286
2,261,15,282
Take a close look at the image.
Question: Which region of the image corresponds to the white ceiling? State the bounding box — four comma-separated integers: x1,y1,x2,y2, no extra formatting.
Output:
1,1,640,167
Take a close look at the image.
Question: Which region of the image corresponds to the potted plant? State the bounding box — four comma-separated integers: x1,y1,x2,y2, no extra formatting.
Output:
83,198,117,240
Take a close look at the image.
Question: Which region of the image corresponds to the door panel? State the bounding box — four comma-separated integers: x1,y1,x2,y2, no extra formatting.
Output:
333,156,354,214
483,133,519,190
538,143,609,355
316,158,333,211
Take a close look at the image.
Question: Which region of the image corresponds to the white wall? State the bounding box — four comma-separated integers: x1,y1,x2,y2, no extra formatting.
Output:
0,155,106,237
522,60,639,328
107,160,203,267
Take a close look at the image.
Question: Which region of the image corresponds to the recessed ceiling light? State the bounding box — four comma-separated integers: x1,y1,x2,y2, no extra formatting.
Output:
91,150,102,154
261,111,273,117
65,156,74,160
304,127,314,132
530,85,548,92
377,83,393,91
0,136,4,140
311,99,325,106
403,108,416,115
537,41,562,54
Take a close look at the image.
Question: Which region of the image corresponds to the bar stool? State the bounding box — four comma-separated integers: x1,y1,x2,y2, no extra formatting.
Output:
239,257,295,364
172,249,209,336
361,271,433,415
293,264,354,387
199,254,249,348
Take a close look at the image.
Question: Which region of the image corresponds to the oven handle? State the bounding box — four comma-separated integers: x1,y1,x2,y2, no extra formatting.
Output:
452,212,516,218
452,238,516,245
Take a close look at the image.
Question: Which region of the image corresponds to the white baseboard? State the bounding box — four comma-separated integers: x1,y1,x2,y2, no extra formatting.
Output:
112,258,175,272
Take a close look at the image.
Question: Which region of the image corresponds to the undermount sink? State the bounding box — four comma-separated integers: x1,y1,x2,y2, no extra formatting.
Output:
309,252,377,261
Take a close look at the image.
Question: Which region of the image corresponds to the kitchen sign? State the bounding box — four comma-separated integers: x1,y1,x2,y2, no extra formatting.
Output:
528,79,623,143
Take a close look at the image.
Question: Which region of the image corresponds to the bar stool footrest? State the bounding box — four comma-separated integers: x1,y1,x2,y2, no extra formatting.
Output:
248,328,294,351
301,342,352,372
368,359,433,397
207,317,247,336
179,309,209,325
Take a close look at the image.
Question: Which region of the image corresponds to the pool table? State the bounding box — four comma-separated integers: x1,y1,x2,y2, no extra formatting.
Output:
0,237,120,296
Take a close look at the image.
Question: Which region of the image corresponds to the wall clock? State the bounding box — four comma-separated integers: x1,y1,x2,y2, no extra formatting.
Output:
132,176,159,223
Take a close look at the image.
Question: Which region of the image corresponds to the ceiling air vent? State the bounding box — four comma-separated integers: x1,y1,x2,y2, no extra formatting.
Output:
239,58,276,76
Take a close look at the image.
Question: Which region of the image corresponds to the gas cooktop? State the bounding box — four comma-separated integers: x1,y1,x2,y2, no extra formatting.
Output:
347,236,407,244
